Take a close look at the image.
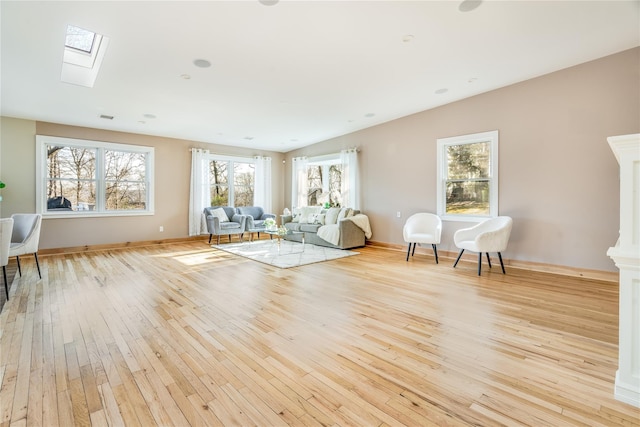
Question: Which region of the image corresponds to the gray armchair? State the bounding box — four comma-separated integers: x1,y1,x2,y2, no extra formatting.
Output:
237,206,276,232
204,206,247,245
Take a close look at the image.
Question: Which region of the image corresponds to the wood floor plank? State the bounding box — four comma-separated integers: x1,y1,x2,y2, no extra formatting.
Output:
0,242,638,426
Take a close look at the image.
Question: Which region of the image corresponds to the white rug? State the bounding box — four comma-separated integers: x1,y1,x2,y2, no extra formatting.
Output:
212,239,359,268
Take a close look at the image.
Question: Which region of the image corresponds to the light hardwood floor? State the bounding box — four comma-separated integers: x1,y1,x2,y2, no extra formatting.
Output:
1,241,638,426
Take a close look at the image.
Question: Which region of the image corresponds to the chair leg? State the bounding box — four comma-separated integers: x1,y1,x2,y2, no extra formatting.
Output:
406,243,412,261
34,253,42,279
3,266,8,300
478,252,483,276
216,235,221,245
228,235,231,243
498,252,506,274
486,253,492,269
453,249,464,268
432,244,439,264
16,256,22,277
411,243,417,256
208,234,212,244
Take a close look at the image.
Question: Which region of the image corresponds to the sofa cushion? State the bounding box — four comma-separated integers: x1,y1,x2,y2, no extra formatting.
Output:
325,207,341,225
298,206,322,224
285,223,302,232
211,207,230,223
337,207,353,221
220,222,241,230
299,224,322,233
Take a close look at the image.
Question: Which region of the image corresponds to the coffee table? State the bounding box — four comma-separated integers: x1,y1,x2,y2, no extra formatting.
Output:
263,229,305,253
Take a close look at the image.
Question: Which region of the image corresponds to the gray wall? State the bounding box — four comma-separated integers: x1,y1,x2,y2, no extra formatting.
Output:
284,47,640,272
1,48,638,272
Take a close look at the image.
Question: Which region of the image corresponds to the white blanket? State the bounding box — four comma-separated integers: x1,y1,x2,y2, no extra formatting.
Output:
317,214,372,245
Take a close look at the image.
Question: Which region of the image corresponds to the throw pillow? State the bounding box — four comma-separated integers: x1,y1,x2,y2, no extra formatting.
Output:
315,213,326,225
325,207,341,225
298,206,322,224
337,207,352,221
211,207,229,223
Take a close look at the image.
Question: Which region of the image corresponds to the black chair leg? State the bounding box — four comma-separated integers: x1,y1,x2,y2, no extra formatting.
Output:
406,243,412,261
432,244,439,264
34,253,42,279
411,243,417,256
477,252,483,276
486,252,492,269
453,249,464,268
498,252,506,274
16,256,22,277
3,265,8,300
208,234,212,244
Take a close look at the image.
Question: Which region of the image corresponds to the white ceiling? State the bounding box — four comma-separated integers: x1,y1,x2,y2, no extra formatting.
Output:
2,1,638,153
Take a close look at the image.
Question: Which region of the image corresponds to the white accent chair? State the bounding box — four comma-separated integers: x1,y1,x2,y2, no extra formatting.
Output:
453,216,513,275
9,213,42,280
1,218,14,300
403,213,442,263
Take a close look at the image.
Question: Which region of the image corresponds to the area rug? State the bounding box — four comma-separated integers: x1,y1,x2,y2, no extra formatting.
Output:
212,239,359,268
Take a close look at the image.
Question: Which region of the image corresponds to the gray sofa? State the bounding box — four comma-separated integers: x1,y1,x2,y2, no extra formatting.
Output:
280,207,366,249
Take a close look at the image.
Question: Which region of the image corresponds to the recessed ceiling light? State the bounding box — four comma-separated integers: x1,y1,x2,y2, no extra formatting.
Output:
143,113,156,119
193,59,211,68
364,113,376,118
458,0,482,12
468,77,478,83
99,114,114,120
402,35,414,43
180,74,191,80
244,136,254,141
435,88,448,95
259,0,279,5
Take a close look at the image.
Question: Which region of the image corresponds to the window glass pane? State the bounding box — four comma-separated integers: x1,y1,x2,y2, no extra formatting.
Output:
46,180,96,212
46,145,97,212
210,160,229,206
106,182,147,210
329,164,342,206
234,162,254,207
447,142,490,179
65,25,96,53
47,145,96,180
307,165,323,206
105,151,147,181
446,180,490,215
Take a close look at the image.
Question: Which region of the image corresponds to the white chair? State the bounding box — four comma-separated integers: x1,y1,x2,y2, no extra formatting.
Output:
1,218,14,300
403,213,442,263
453,216,513,275
9,213,42,280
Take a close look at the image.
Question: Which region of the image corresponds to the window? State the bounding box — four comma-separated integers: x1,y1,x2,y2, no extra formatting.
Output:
208,156,255,207
36,136,154,216
306,155,343,207
437,130,498,221
61,24,110,88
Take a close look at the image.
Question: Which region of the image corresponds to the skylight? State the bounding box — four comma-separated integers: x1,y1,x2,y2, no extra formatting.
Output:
61,24,109,88
65,25,96,53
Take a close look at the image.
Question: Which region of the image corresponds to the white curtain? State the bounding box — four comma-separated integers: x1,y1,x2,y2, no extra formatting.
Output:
254,156,272,213
291,156,308,209
340,148,360,210
188,148,210,236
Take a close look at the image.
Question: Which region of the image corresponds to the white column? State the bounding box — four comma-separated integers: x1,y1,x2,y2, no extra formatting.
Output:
607,133,640,408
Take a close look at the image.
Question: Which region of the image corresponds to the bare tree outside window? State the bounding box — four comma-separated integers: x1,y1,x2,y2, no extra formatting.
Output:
105,150,147,210
209,160,229,206
234,162,255,207
46,145,96,210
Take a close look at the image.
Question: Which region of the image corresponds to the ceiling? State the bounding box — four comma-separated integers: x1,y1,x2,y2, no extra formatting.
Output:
2,1,639,153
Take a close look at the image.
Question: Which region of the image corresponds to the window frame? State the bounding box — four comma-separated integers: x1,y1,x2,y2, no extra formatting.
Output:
206,154,256,207
36,135,155,218
436,130,499,222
